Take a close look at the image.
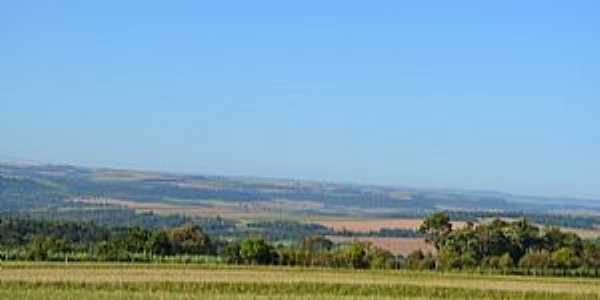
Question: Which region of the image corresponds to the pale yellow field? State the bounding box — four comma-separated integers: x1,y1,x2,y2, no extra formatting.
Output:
561,227,600,238
1,263,600,299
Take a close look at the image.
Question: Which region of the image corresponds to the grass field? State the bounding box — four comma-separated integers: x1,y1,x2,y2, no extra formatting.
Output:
1,263,600,299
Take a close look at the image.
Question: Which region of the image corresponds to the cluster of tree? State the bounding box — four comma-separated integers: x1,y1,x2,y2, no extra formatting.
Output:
4,214,600,277
223,236,398,269
372,210,600,232
0,218,214,261
0,218,399,269
94,224,214,261
242,221,332,240
446,211,600,230
413,212,600,275
0,216,415,260
16,208,236,232
243,221,421,240
0,217,112,247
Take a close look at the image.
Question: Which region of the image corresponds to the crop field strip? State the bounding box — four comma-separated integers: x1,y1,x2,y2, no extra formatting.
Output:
325,236,432,255
1,263,600,299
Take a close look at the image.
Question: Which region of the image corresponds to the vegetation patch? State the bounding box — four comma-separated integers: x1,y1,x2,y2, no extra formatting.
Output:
2,265,600,299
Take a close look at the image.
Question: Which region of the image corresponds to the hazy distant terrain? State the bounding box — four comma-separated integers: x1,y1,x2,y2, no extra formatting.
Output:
2,161,599,220
2,161,600,260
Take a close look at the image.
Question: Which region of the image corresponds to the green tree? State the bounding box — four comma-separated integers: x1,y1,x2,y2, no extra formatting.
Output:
369,247,395,269
419,212,452,250
26,236,70,261
518,250,550,274
145,230,172,256
475,222,510,258
461,250,479,269
222,242,242,264
550,247,581,274
437,248,463,270
339,242,370,269
300,236,333,253
121,226,150,253
96,240,130,261
239,238,277,265
504,218,540,261
582,241,600,276
543,227,582,254
169,224,212,255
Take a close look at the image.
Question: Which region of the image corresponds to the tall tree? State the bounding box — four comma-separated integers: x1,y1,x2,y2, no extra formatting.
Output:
419,212,452,250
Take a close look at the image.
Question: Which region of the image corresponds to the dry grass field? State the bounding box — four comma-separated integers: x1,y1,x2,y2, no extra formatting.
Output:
314,218,468,232
314,218,424,232
326,236,433,255
1,263,600,299
561,227,600,238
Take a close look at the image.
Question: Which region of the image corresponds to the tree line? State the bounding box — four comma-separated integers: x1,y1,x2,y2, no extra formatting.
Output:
0,217,396,268
2,214,600,277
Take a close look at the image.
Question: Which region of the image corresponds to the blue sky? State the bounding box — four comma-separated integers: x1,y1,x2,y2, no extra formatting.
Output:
1,1,599,198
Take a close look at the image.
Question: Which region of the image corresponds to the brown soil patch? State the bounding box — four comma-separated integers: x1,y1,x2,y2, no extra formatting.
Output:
327,236,433,255
316,219,423,232
315,218,468,233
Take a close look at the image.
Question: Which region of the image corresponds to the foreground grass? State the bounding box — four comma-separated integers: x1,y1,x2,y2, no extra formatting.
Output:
1,263,600,299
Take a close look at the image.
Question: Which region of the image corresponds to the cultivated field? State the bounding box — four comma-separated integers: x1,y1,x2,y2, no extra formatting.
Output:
70,197,324,220
1,263,600,299
314,218,468,232
326,236,433,255
561,227,600,238
70,197,269,219
314,218,423,232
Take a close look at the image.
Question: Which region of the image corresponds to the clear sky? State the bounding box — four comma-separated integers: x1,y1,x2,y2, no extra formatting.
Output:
1,1,599,198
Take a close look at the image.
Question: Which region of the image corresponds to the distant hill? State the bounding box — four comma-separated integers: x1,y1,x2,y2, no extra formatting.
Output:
2,161,599,221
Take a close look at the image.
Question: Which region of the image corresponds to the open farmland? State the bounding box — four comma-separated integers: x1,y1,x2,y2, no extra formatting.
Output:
314,218,423,232
70,197,273,220
1,263,600,299
560,227,600,239
326,236,433,255
314,218,468,232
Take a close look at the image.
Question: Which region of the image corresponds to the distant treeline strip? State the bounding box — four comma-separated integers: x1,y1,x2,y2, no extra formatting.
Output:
2,214,600,278
378,211,600,230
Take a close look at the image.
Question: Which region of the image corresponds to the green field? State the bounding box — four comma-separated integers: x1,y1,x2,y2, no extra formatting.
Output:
1,263,600,299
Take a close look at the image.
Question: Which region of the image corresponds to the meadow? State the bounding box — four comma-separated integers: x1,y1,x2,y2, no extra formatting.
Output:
1,262,600,299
